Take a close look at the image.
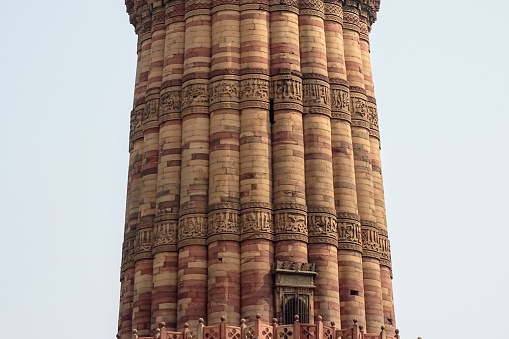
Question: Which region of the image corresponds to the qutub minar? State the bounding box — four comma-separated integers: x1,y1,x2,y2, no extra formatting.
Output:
118,0,401,339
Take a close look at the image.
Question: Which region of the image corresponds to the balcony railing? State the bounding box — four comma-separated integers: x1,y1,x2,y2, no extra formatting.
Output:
127,315,401,339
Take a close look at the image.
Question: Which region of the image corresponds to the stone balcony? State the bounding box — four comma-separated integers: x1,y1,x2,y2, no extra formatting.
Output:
127,315,401,339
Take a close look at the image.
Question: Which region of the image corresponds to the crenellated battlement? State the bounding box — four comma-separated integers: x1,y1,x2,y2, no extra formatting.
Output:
126,316,401,339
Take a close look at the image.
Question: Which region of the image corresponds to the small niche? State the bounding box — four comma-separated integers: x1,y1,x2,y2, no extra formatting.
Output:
350,290,359,296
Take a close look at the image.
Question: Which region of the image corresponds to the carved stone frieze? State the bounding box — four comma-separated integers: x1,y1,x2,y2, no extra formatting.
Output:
207,209,240,242
302,80,331,113
308,213,338,246
185,0,212,12
276,260,315,272
121,237,136,271
130,108,144,141
177,214,207,248
209,79,240,108
299,0,324,17
378,232,391,268
331,87,350,112
342,10,360,31
337,220,362,252
275,211,308,242
269,0,299,14
153,221,178,253
272,75,302,104
181,83,209,109
324,2,343,22
135,228,153,260
352,97,368,121
240,77,270,102
160,90,181,114
361,223,380,259
367,103,379,132
240,209,273,241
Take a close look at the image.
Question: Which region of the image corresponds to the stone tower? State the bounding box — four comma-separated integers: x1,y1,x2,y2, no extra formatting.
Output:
118,0,397,339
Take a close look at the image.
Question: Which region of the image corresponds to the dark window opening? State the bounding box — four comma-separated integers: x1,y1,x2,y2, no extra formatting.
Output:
350,290,359,296
269,99,275,125
283,293,310,325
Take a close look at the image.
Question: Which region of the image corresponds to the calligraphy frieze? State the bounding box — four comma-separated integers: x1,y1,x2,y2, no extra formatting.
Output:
338,221,362,252
331,88,350,111
272,76,302,103
207,210,240,242
160,90,181,113
121,237,135,271
177,214,207,247
209,79,239,105
135,228,153,260
368,104,379,131
153,221,178,253
378,233,391,267
275,211,308,242
240,78,270,101
240,209,273,240
361,224,380,258
181,83,208,109
303,80,330,108
308,213,338,246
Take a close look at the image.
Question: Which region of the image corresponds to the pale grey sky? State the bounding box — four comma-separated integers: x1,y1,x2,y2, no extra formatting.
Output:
1,1,508,338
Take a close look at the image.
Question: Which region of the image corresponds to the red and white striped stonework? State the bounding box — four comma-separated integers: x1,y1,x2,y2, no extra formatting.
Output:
118,1,398,339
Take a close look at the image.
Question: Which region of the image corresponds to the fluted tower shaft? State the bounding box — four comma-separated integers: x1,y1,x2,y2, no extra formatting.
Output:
118,1,395,338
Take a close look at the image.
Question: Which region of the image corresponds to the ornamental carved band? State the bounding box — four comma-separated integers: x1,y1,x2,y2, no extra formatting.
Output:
209,79,240,111
159,90,182,122
177,214,207,248
240,209,274,241
338,220,363,252
272,75,303,103
275,211,308,242
378,234,392,268
207,209,240,243
181,84,209,109
308,213,339,246
240,77,270,102
134,228,153,260
121,237,135,271
361,222,380,259
153,221,178,254
302,80,331,116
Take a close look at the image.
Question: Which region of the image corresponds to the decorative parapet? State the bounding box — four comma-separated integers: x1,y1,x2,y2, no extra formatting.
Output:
127,315,401,339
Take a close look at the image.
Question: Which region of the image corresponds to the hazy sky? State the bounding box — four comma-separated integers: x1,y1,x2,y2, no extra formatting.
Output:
1,1,508,338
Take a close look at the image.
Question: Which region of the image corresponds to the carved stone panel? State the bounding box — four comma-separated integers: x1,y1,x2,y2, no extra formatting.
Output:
240,77,270,102
209,79,240,111
275,211,308,242
240,209,273,241
177,214,207,248
361,222,380,259
337,220,363,252
121,237,136,271
272,75,303,104
181,83,209,109
153,221,178,253
207,209,240,242
378,233,391,268
135,228,153,260
308,213,338,246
